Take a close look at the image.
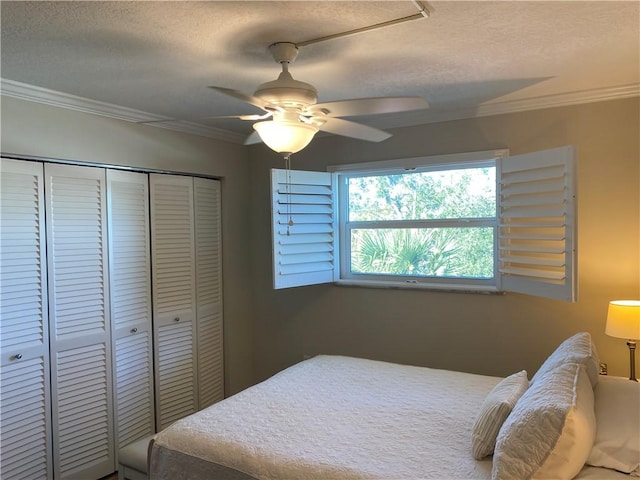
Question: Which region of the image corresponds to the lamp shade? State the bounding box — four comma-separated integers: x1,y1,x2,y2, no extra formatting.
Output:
253,120,319,154
606,300,640,340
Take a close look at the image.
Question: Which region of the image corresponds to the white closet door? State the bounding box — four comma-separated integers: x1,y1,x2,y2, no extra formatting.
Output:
150,174,197,430
194,178,224,408
107,170,155,450
45,163,114,480
0,159,53,480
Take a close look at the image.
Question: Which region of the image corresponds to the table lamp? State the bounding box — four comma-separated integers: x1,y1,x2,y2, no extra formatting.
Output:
605,300,640,381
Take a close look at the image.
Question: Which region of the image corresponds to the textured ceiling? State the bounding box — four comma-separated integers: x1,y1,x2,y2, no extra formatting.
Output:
1,1,639,141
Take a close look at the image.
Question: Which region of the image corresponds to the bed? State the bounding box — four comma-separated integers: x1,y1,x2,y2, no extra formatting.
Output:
149,333,639,479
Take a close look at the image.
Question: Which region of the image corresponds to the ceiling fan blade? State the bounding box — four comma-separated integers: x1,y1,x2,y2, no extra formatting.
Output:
137,111,271,126
136,118,177,125
208,86,267,111
312,96,429,117
244,131,262,145
201,112,273,121
317,117,391,142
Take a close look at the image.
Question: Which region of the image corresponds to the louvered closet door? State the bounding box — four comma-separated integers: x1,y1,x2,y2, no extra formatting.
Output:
0,159,53,480
150,174,197,430
45,164,114,480
106,170,155,451
194,178,224,408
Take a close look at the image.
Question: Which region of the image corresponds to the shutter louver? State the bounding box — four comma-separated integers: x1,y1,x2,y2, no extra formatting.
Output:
194,178,224,408
0,159,52,480
46,164,114,479
107,170,155,449
271,169,336,289
499,146,576,302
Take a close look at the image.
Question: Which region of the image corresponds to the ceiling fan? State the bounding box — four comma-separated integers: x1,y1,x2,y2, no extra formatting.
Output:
208,42,429,155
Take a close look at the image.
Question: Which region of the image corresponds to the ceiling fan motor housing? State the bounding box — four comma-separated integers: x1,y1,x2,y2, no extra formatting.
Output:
254,42,318,107
254,73,318,107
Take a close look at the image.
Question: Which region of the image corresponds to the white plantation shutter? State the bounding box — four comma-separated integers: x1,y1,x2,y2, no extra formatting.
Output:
0,159,53,480
106,170,155,449
150,174,198,430
498,146,576,302
194,178,224,408
45,163,115,479
271,169,336,289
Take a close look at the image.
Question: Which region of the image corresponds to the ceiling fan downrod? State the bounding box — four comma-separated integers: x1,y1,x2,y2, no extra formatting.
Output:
296,0,430,48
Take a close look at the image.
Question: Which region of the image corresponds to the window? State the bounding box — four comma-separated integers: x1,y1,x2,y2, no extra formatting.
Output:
271,146,576,302
341,162,496,287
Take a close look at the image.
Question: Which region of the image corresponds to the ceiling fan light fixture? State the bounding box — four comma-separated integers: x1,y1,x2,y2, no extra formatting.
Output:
253,120,319,154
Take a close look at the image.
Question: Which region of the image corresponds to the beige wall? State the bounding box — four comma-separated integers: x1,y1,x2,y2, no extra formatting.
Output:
248,97,640,382
0,96,254,394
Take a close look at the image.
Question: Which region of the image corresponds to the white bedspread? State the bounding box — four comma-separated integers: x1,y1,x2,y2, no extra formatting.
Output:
154,355,500,479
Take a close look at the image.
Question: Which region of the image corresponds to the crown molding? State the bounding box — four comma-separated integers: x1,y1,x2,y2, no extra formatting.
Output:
373,83,640,130
0,78,246,144
2,78,638,142
476,83,640,117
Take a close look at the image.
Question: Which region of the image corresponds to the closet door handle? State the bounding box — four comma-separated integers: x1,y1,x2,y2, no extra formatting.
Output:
12,353,22,361
130,328,138,333
174,317,180,322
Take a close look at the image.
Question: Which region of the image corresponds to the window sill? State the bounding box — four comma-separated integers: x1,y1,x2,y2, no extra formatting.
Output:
334,279,503,295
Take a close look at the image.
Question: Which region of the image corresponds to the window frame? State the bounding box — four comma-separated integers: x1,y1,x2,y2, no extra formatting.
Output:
334,154,504,291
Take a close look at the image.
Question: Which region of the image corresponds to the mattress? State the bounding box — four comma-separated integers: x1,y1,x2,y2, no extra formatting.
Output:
149,355,629,480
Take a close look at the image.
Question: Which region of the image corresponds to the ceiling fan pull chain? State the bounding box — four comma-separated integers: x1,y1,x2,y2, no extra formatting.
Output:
284,154,294,235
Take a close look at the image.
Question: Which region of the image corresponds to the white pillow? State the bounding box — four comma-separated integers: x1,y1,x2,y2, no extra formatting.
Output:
471,370,529,460
531,332,600,388
587,375,640,475
492,363,596,480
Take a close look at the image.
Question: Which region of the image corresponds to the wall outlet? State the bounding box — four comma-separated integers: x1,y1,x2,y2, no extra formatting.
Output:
599,362,608,375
